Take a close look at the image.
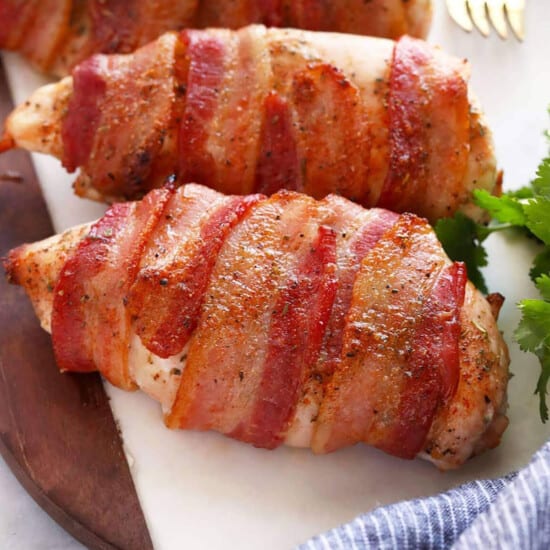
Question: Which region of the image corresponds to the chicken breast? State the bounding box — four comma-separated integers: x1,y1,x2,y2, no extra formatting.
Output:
1,26,497,223
4,183,510,470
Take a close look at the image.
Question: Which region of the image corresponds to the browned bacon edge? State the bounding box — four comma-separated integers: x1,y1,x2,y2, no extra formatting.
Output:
3,183,509,466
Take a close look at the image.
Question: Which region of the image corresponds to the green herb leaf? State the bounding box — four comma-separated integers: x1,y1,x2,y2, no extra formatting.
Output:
536,353,550,422
536,274,550,302
515,299,550,354
524,197,550,245
506,185,535,200
532,156,550,197
474,189,527,226
435,213,488,293
531,249,550,282
515,297,550,422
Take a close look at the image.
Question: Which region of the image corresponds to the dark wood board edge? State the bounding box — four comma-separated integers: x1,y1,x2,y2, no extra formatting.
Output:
0,437,115,550
0,57,154,550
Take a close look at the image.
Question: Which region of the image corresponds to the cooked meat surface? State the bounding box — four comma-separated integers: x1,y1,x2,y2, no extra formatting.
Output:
4,183,510,470
0,0,432,75
1,27,497,223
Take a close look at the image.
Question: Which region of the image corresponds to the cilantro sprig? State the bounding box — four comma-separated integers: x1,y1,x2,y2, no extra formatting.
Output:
435,115,550,421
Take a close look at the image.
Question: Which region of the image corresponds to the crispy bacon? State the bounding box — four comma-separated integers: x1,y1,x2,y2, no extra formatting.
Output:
0,1,34,50
137,2,199,45
178,30,228,187
0,0,432,76
290,62,371,203
5,184,509,468
88,0,138,54
52,188,173,389
255,0,284,27
316,198,400,380
62,56,107,172
382,261,467,458
20,0,72,70
284,198,399,447
166,193,328,436
312,214,446,454
287,0,324,30
3,27,496,223
210,25,273,195
65,32,183,200
0,0,73,71
310,0,408,36
254,91,300,195
127,186,262,358
232,224,338,448
377,36,471,220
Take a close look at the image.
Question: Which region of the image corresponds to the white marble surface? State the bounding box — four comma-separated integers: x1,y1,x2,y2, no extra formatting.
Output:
1,3,550,549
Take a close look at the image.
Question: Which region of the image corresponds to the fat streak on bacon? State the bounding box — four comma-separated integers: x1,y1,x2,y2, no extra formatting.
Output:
0,0,432,75
1,26,498,223
4,183,510,470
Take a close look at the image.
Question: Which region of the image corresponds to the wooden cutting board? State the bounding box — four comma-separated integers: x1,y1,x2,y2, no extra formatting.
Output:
0,59,153,550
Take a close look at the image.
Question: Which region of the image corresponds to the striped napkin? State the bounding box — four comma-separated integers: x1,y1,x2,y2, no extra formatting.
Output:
301,440,550,549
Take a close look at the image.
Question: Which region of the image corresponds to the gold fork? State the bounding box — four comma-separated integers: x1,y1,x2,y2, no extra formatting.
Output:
446,0,525,40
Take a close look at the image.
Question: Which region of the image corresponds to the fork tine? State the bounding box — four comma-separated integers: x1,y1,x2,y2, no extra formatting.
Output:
447,0,526,40
446,0,473,32
486,0,508,39
467,0,491,37
505,0,526,41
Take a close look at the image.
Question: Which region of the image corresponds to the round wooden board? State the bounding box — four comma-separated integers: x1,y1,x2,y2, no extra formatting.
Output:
0,59,153,550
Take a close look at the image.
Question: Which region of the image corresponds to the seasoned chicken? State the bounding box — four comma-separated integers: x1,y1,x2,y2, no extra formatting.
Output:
4,183,510,470
0,0,432,76
1,26,498,223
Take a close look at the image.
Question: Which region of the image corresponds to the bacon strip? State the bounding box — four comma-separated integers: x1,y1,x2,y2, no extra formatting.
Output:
290,62,372,203
127,186,262,358
88,0,141,55
312,214,451,455
287,0,324,30
0,1,38,50
178,30,228,186
232,225,337,448
62,56,107,172
200,25,273,195
317,198,399,379
166,192,327,437
71,33,183,200
52,204,132,376
382,261,467,458
50,1,94,77
256,0,284,26
377,36,470,221
254,91,300,195
0,0,71,69
52,188,172,389
137,2,198,46
18,0,72,70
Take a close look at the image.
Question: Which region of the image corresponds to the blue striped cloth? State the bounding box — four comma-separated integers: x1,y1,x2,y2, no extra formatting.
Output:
301,440,550,549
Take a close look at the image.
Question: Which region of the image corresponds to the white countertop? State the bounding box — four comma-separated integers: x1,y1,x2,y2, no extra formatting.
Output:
2,4,550,549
